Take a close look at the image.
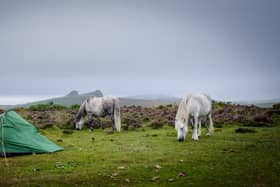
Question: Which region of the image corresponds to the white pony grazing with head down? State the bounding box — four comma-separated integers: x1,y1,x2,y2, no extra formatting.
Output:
74,96,121,132
175,93,214,142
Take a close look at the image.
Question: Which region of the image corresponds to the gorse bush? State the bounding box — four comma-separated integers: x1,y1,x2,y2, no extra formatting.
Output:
13,102,280,130
235,127,256,133
29,102,67,111
70,104,80,110
273,103,280,110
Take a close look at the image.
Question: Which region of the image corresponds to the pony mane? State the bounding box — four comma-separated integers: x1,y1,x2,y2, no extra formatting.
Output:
202,93,212,102
75,100,87,123
175,94,192,129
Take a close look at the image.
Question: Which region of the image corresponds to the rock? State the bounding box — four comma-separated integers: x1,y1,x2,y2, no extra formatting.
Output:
168,178,175,182
55,162,64,169
151,176,160,182
118,166,125,170
125,178,130,183
154,164,162,169
110,173,119,179
65,90,79,97
33,168,40,172
178,172,186,177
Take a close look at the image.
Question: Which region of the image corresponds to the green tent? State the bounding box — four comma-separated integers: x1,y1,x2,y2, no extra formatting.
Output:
0,110,63,156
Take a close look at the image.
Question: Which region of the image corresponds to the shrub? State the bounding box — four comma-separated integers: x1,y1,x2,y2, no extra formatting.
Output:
253,113,271,123
149,119,165,129
122,116,142,130
215,123,223,128
235,127,256,133
272,103,280,110
272,114,280,125
29,103,67,111
70,104,80,110
156,105,164,109
143,117,150,122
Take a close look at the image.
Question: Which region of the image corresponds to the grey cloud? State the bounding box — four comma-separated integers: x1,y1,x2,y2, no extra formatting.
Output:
0,0,279,100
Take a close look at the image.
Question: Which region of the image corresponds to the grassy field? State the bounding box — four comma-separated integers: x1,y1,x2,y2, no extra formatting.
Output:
1,125,280,187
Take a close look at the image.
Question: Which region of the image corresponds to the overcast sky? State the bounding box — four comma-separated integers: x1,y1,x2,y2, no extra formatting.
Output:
0,0,279,104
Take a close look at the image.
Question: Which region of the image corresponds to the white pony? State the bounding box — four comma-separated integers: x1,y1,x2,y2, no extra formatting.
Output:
74,96,121,132
175,93,214,141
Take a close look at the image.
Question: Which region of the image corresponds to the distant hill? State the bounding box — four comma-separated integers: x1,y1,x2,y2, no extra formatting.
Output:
1,91,278,109
119,97,180,107
0,90,103,109
120,94,180,107
0,91,180,109
234,98,280,108
128,94,179,101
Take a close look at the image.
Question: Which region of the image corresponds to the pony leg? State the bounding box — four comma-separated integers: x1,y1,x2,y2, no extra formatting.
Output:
198,119,202,137
88,114,94,132
110,113,116,131
192,116,199,141
97,117,103,130
206,114,214,136
190,118,194,129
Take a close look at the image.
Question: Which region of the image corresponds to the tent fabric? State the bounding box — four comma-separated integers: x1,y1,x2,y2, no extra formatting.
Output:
0,110,63,154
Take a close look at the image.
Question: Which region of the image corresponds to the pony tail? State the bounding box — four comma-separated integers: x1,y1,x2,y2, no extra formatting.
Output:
114,99,121,132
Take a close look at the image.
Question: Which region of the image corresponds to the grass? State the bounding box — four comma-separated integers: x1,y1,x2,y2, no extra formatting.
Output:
1,125,280,187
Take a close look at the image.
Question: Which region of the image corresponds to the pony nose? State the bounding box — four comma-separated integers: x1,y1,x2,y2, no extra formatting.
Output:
178,137,184,142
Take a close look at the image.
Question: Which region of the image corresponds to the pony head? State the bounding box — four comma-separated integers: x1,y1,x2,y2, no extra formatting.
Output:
175,95,190,142
74,102,86,130
74,118,84,130
175,118,187,142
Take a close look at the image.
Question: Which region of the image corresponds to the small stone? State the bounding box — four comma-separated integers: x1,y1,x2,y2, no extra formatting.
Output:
151,176,160,182
111,173,118,177
118,166,125,170
125,178,130,183
55,162,64,169
178,172,186,177
33,168,40,172
154,164,162,169
168,178,174,182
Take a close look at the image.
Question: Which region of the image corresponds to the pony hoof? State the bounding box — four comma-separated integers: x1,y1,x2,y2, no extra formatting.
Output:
206,133,211,136
88,129,93,132
192,138,199,141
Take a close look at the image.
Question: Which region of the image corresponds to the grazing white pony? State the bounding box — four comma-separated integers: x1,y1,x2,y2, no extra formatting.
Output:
74,96,121,132
175,93,214,141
